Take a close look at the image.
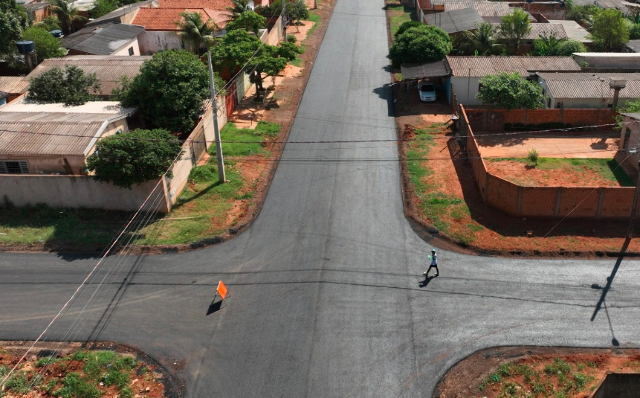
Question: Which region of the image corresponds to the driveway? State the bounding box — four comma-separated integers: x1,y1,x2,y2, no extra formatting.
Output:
1,0,640,396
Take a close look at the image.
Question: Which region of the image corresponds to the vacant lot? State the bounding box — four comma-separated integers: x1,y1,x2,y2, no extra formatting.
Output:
486,157,633,187
476,135,619,159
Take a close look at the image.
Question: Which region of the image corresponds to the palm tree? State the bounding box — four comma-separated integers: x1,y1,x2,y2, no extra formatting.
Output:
459,22,503,55
498,8,532,54
176,12,219,54
49,0,86,34
226,0,256,20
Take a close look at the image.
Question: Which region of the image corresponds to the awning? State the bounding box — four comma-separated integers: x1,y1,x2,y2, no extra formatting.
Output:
401,60,451,80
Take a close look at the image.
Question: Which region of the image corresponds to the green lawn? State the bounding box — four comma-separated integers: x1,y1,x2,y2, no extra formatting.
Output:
0,122,281,249
487,157,633,186
387,4,417,38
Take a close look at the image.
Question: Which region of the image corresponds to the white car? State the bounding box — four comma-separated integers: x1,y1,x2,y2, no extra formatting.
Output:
417,82,436,102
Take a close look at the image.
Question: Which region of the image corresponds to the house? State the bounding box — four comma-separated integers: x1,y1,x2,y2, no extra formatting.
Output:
443,2,522,23
22,1,51,23
424,7,484,35
61,23,145,56
446,56,581,106
0,77,30,107
23,56,151,98
85,0,158,27
536,72,640,108
0,99,136,175
546,20,591,45
132,0,231,54
573,53,640,69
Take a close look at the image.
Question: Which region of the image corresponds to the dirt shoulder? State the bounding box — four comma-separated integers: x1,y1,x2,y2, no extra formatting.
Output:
435,346,640,398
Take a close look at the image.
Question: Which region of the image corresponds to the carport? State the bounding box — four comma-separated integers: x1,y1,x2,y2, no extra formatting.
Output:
400,60,452,106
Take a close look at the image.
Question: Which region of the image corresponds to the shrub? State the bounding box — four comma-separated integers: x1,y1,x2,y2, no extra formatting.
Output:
287,34,297,43
528,149,539,166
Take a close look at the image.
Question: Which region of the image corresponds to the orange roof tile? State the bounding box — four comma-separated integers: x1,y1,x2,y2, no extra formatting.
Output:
132,7,230,30
158,0,233,9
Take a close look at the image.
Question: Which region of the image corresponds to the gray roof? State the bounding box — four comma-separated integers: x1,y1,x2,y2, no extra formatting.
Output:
401,60,451,80
538,72,640,99
62,23,145,55
492,23,568,40
26,56,151,96
625,40,640,53
425,7,484,34
547,20,591,43
622,113,640,119
86,0,156,26
447,56,581,77
0,77,29,94
444,2,511,17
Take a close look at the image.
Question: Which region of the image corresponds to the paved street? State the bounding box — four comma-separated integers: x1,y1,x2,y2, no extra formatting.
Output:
2,0,640,396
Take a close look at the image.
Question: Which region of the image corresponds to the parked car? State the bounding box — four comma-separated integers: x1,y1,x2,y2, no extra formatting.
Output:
417,81,436,102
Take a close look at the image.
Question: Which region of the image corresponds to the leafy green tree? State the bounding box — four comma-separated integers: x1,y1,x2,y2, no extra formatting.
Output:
27,65,101,106
476,72,547,110
532,32,565,56
176,11,218,54
89,0,120,19
34,15,62,31
49,0,86,34
459,22,503,55
630,23,640,40
226,0,255,19
286,0,309,30
556,39,587,55
22,27,66,62
589,9,629,50
249,42,300,99
565,5,599,28
616,98,640,129
0,0,27,60
122,50,223,133
226,10,266,34
498,8,531,53
210,29,263,72
395,20,422,37
86,129,182,189
388,24,451,68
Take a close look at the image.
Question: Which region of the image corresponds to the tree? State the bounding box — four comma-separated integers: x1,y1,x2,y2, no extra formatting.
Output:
476,72,546,110
286,0,309,30
226,10,266,34
589,9,629,51
176,11,218,54
388,24,451,68
49,0,86,34
22,27,66,63
498,8,531,53
0,0,27,59
34,15,62,31
556,39,587,55
395,20,422,36
210,29,263,72
122,50,223,133
459,22,503,55
248,42,300,99
616,98,640,129
532,32,565,56
630,23,640,40
86,129,182,189
226,0,255,19
27,65,101,106
89,0,120,19
565,4,599,29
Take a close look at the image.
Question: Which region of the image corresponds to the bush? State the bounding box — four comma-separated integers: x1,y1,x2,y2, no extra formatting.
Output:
476,72,546,109
27,65,100,106
22,26,66,62
286,34,297,43
528,149,539,166
54,373,101,398
388,24,451,68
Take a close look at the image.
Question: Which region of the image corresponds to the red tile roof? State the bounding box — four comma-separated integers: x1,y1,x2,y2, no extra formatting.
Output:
132,7,230,30
158,0,232,9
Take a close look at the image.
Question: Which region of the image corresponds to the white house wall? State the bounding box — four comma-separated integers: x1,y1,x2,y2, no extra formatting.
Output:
451,76,483,106
138,31,184,55
111,38,141,56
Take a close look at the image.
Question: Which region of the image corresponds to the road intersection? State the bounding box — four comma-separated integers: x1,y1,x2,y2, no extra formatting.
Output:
2,0,640,396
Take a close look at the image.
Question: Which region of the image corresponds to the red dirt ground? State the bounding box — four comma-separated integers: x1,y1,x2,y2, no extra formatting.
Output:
436,347,640,398
485,160,622,187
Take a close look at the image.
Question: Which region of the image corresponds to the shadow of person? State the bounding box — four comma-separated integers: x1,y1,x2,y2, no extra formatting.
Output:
420,275,437,288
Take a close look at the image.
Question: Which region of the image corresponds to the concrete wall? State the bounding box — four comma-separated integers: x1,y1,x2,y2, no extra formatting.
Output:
464,108,618,132
459,105,635,219
111,38,141,56
138,31,184,55
574,53,640,69
0,175,170,212
451,76,482,106
263,15,283,46
620,116,640,174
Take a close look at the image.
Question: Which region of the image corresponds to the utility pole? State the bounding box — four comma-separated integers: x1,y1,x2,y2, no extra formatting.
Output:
207,49,226,183
314,0,317,9
627,159,640,240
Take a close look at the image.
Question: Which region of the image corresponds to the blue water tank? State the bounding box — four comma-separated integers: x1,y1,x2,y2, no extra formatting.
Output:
50,30,63,38
15,41,35,54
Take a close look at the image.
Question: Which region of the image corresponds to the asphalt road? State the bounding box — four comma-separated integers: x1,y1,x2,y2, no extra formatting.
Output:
2,0,640,396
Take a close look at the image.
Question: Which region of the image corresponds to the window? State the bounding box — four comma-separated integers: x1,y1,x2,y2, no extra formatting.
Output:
128,47,134,56
0,160,29,174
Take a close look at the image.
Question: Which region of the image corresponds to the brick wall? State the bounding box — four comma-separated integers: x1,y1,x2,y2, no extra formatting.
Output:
464,108,618,133
459,105,636,218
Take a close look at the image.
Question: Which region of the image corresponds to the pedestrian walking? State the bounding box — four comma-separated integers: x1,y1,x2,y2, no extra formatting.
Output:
424,249,439,277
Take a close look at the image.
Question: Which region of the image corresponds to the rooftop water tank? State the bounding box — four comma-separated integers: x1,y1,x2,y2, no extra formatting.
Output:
50,30,63,38
15,41,35,54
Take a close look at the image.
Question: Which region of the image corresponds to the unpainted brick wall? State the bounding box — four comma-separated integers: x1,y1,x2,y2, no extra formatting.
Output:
465,108,618,133
459,105,636,218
